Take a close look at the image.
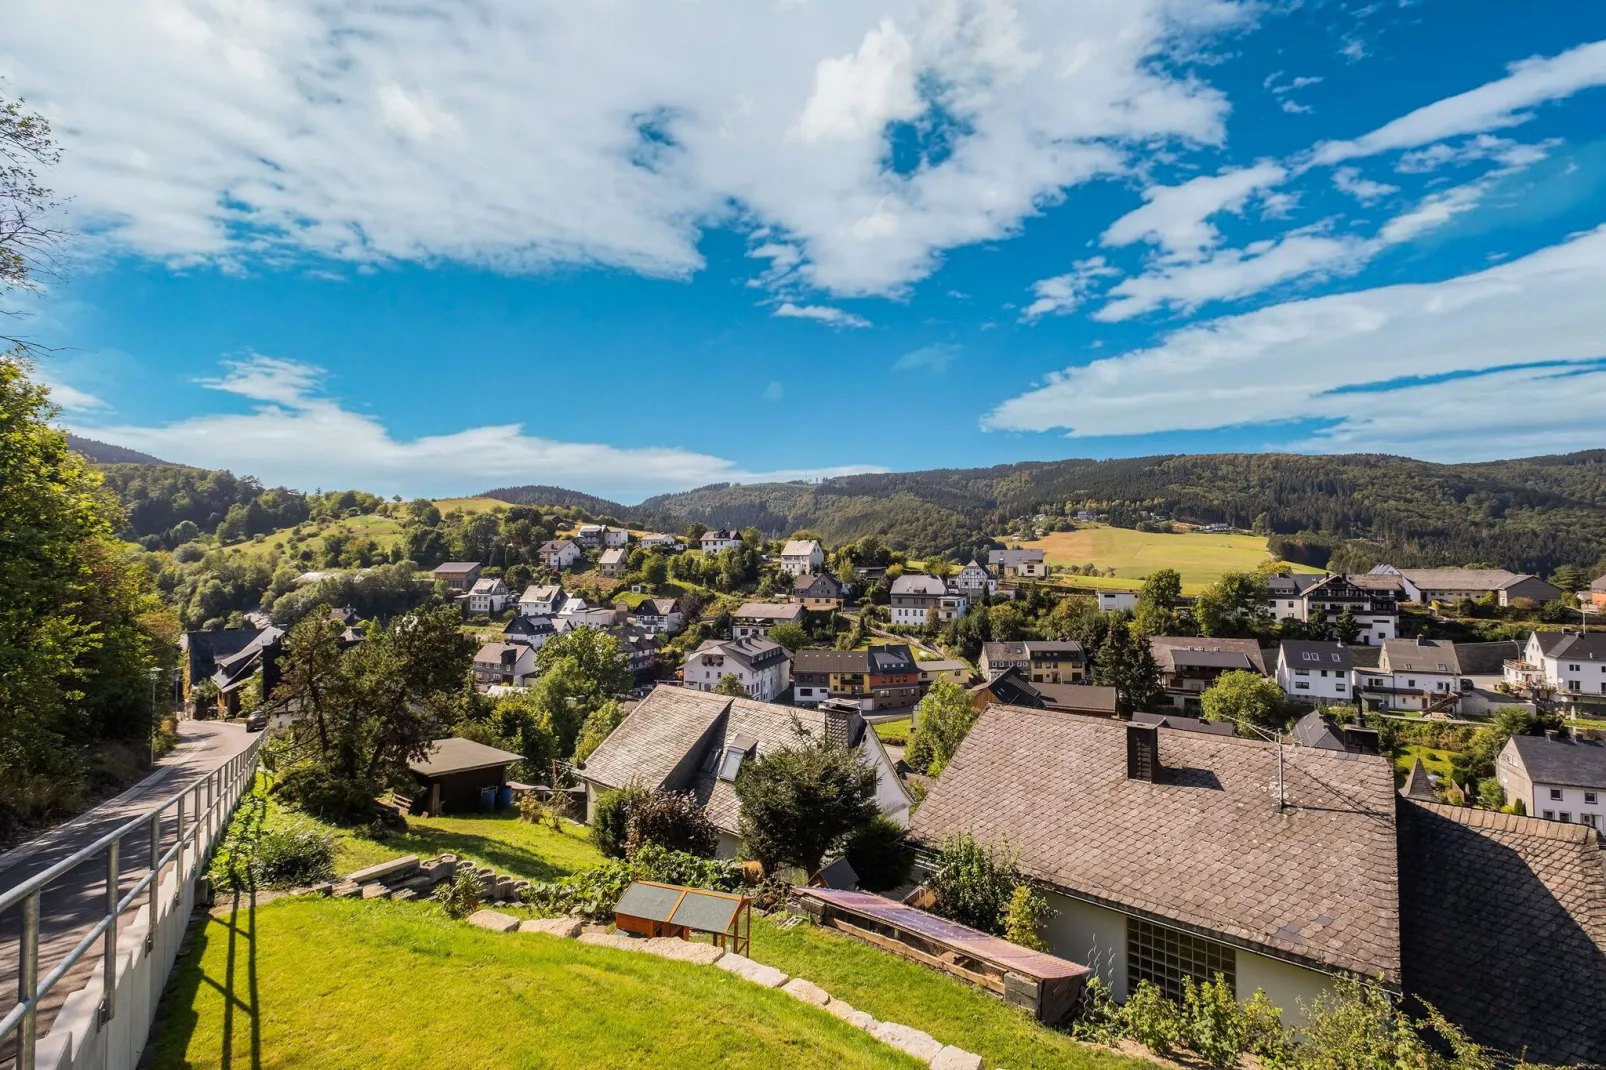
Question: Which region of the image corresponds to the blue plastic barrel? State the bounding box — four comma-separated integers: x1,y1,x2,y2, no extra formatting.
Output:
478,786,496,812
496,785,514,811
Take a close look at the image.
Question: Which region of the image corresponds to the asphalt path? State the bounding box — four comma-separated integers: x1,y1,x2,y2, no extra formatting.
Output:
0,720,255,1064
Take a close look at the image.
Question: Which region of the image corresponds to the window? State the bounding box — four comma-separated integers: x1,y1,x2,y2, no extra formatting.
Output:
1560,813,1572,823
1543,810,1555,820
1335,684,1346,692
1128,918,1235,1003
1587,792,1598,805
1295,682,1310,690
1294,669,1309,676
1584,815,1598,829
1568,663,1580,672
718,746,747,782
1550,788,1563,801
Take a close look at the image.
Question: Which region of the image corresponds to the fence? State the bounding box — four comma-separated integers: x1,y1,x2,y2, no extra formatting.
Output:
0,737,263,1069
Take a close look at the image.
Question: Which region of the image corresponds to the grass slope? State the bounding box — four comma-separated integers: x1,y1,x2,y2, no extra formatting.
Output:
432,496,509,515
1018,524,1320,593
147,898,921,1070
211,513,407,565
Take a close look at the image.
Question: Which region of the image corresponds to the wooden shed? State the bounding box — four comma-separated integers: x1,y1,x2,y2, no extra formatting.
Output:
613,881,751,955
793,887,1090,1023
407,738,524,815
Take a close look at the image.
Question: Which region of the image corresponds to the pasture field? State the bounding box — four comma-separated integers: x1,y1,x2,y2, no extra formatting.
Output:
1017,524,1320,594
432,496,510,515
211,512,407,565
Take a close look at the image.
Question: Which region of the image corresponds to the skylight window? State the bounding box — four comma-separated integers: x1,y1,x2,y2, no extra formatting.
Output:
718,748,746,782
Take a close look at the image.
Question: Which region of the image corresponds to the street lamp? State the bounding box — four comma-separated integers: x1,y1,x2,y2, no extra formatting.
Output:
148,667,163,769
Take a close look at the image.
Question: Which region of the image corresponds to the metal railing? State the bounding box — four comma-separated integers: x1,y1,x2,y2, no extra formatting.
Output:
1,735,262,1069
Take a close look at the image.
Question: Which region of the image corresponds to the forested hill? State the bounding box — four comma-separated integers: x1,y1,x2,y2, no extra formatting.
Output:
629,451,1606,574
478,483,632,518
66,434,173,466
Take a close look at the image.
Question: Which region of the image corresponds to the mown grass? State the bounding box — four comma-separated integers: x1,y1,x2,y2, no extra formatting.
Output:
431,496,509,515
747,916,1157,1070
1395,743,1457,785
147,897,922,1070
1018,524,1320,594
872,718,912,746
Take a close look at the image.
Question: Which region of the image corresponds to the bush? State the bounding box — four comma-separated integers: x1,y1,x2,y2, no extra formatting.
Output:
522,845,741,919
1001,884,1051,951
518,791,565,831
626,789,719,858
927,832,1020,935
842,815,914,892
1180,974,1249,1069
1070,975,1124,1045
253,823,336,889
591,784,647,859
434,867,482,920
271,764,381,826
1123,980,1182,1055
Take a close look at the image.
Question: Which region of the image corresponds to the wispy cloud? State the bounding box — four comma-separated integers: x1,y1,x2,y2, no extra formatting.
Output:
773,303,871,329
891,343,960,373
1020,258,1121,321
1332,166,1399,203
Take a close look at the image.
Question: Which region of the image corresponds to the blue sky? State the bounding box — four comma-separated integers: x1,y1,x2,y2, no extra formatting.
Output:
8,0,1606,501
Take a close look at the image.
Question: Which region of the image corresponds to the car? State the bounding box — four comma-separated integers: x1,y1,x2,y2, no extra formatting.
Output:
244,710,269,732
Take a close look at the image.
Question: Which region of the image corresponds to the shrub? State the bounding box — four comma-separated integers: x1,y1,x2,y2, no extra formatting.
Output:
1122,980,1182,1055
1241,989,1289,1064
842,815,915,893
735,730,879,875
522,845,740,919
927,832,1020,935
591,784,647,858
434,867,482,920
1180,974,1248,1069
1001,884,1051,951
253,823,336,889
271,764,382,826
1070,975,1124,1045
626,789,719,858
518,792,566,831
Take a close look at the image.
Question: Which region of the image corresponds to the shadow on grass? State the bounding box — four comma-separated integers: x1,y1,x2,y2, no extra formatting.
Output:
376,824,577,882
146,891,261,1070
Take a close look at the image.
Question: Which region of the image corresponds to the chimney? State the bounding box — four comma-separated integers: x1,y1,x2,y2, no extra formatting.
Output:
821,700,858,748
1126,722,1160,782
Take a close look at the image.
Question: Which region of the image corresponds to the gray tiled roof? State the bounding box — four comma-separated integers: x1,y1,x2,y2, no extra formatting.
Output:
1534,630,1606,660
1380,638,1460,674
1399,568,1529,591
1397,798,1606,1064
1279,640,1351,671
1291,711,1347,751
579,687,730,793
691,700,830,834
1508,734,1606,789
890,574,948,596
1451,640,1521,675
409,737,523,777
733,602,805,622
1148,636,1267,674
909,703,1401,979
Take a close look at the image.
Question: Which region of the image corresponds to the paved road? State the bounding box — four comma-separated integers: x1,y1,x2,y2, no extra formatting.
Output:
0,720,255,1063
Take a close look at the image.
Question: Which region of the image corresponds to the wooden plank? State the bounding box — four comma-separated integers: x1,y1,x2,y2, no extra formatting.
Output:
824,917,1005,996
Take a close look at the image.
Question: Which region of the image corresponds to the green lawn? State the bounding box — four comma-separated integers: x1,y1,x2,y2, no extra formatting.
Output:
747,917,1155,1070
872,719,912,746
212,512,407,566
432,496,509,515
1017,524,1321,594
1395,744,1457,784
147,897,920,1070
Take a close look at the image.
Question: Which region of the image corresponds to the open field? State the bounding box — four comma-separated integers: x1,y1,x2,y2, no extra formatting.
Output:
147,897,921,1070
213,512,407,565
432,496,509,515
1017,525,1321,594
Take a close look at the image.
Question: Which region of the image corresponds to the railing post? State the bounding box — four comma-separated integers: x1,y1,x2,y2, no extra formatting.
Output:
18,890,39,1069
174,795,186,900
101,840,119,1023
146,811,161,953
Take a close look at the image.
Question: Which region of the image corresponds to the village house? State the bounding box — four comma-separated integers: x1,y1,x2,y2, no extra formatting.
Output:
968,671,1119,718
466,576,511,616
598,546,628,578
888,574,967,626
792,645,920,710
518,583,564,617
1096,590,1138,613
793,571,843,610
682,636,791,702
1385,566,1562,606
1505,630,1606,712
988,547,1047,580
1352,637,1462,713
917,658,972,688
1265,574,1322,620
607,624,663,679
952,559,997,600
637,532,684,551
1495,731,1606,828
578,687,911,858
1147,637,1268,712
557,596,620,629
431,561,482,591
1592,575,1606,608
183,625,287,717
1275,640,1352,703
1289,710,1379,754
779,539,825,576
627,596,683,635
502,614,556,650
699,529,743,554
473,641,538,687
539,538,582,570
731,601,805,640
910,705,1401,1025
575,523,629,548
979,640,1087,684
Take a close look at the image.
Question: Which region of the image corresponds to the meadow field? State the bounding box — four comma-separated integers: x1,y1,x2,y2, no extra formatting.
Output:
1016,524,1321,594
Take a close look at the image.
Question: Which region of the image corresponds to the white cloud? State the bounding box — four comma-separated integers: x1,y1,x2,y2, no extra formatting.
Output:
891,342,960,372
1020,257,1120,321
1338,39,1368,63
4,0,1248,297
1331,166,1398,203
984,225,1606,460
40,377,108,412
773,302,871,327
1396,134,1551,173
1101,163,1288,262
1280,100,1313,115
1313,39,1606,165
75,357,885,500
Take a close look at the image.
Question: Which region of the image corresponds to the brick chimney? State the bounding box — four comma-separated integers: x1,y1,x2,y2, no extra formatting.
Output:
820,700,859,748
1126,722,1160,782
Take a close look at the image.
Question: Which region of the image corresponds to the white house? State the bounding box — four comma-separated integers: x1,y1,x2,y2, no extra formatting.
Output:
952,559,996,599
700,529,743,554
1505,631,1606,711
503,615,556,651
779,539,825,576
1263,574,1398,645
638,532,684,551
731,602,805,640
518,584,564,617
1496,732,1606,829
466,577,511,616
1395,568,1562,607
1265,574,1323,621
472,641,537,687
540,539,582,570
557,596,619,629
683,637,792,702
988,547,1046,580
575,523,629,549
1352,638,1461,712
1275,641,1353,703
598,546,629,578
629,597,684,635
889,575,967,627
1096,590,1138,613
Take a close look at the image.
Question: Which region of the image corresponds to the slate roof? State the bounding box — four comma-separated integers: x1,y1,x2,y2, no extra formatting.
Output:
1292,711,1347,751
1508,734,1606,789
1397,798,1606,1064
1594,575,1606,593
474,641,527,666
689,636,787,671
794,572,842,595
1266,574,1324,597
1451,640,1521,676
988,548,1044,565
1401,758,1437,800
635,597,681,616
734,602,806,623
909,704,1401,979
1399,568,1532,591
781,539,822,558
521,584,562,604
540,539,576,553
182,627,264,686
1131,711,1236,736
210,626,285,692
1380,638,1460,674
1348,644,1383,670
432,561,480,576
409,737,523,777
690,697,832,833
1533,630,1606,660
792,644,916,675
890,574,949,596
469,577,506,595
598,547,627,565
1148,636,1267,674
1279,640,1352,671
503,615,555,639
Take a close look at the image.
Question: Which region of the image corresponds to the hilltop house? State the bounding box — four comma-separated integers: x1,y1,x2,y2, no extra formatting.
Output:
598,546,628,578
473,641,537,687
638,532,684,551
578,687,911,858
911,705,1401,1024
889,574,967,626
793,572,843,610
1505,631,1606,712
1147,637,1268,712
779,539,825,576
466,577,511,616
952,559,996,600
575,523,629,549
988,548,1047,580
1495,732,1606,828
540,539,582,570
1275,641,1352,703
431,561,482,591
628,597,683,635
979,640,1087,684
700,529,743,554
683,636,791,702
518,584,564,617
793,645,919,710
732,602,805,640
